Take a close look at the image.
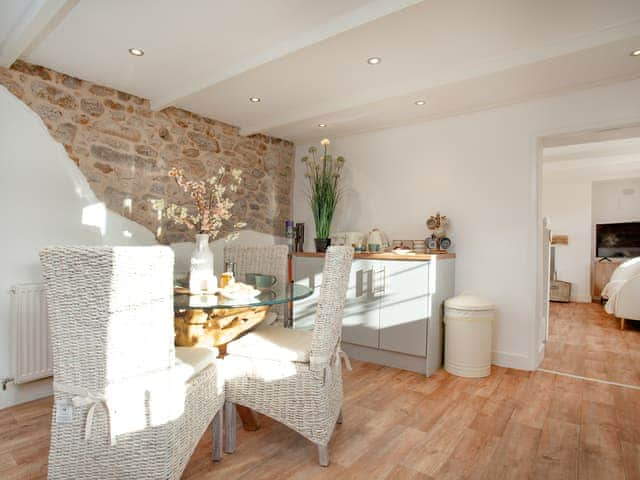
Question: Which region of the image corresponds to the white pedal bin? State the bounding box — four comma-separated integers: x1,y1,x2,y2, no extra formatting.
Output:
444,294,494,378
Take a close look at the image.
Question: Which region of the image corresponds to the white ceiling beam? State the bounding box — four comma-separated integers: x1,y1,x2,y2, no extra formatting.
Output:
0,0,77,67
151,0,424,111
239,19,640,137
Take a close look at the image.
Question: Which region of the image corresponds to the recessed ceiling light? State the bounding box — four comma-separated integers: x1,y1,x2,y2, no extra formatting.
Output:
631,49,640,57
367,57,381,65
414,100,426,106
249,97,261,103
318,123,327,128
128,48,144,56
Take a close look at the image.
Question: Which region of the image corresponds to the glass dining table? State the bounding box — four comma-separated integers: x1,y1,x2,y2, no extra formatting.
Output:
174,283,313,311
173,282,313,348
173,281,313,431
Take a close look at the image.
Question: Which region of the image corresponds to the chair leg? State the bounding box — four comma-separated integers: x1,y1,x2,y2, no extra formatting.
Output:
317,444,329,467
224,401,236,454
337,409,343,425
621,318,626,330
212,408,223,462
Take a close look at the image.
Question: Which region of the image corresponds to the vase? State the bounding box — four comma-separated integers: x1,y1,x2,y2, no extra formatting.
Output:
314,238,331,253
189,233,217,293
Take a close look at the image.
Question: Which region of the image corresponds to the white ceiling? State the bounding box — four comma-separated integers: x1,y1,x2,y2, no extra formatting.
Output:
2,0,640,143
543,137,640,183
0,1,29,46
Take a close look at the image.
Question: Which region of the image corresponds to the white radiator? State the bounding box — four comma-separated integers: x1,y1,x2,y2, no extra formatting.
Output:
9,283,52,384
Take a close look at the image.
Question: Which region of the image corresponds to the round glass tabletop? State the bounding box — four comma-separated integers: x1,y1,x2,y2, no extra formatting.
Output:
174,283,313,310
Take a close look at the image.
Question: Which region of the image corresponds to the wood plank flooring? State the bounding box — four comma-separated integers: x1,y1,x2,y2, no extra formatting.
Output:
1,360,640,479
2,302,640,479
541,302,640,386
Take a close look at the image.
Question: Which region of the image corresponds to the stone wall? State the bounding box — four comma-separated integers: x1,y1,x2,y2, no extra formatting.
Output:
0,61,294,243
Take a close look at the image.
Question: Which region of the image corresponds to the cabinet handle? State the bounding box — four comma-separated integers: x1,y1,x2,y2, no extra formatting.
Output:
355,269,374,297
355,270,364,297
374,268,385,295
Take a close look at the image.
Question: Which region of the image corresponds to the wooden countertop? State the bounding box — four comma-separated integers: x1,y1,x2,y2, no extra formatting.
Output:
294,251,456,261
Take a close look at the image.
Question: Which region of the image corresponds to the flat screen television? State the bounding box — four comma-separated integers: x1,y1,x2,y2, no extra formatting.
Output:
596,222,640,258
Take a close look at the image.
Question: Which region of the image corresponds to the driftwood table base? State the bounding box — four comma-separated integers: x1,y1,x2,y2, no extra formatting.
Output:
236,406,261,431
174,306,269,349
174,305,269,431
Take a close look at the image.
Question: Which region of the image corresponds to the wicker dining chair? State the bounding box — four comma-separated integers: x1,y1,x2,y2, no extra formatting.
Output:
223,244,289,324
223,246,354,466
40,246,225,480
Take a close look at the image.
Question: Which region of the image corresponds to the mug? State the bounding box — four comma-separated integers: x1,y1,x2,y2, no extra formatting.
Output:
245,273,277,288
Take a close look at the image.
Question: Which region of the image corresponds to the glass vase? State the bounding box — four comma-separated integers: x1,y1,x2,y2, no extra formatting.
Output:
189,233,217,293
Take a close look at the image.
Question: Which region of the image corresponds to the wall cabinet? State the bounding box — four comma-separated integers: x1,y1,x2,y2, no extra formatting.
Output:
293,255,455,376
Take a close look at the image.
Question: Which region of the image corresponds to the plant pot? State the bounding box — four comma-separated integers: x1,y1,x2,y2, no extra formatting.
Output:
314,238,331,253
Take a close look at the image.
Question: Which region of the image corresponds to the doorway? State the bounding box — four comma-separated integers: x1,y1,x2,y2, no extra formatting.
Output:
537,124,640,387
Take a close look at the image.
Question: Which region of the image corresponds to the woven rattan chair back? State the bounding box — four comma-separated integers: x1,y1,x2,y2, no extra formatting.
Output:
40,246,176,393
310,246,354,370
224,244,289,319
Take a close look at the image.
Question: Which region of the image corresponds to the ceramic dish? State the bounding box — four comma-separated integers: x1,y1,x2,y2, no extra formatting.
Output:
219,283,261,300
392,249,414,255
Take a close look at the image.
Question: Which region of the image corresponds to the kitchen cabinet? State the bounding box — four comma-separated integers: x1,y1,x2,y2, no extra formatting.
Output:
294,258,381,348
379,260,429,357
342,260,382,348
292,253,455,376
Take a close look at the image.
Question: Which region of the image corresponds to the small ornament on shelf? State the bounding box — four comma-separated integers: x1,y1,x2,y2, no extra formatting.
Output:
425,212,452,252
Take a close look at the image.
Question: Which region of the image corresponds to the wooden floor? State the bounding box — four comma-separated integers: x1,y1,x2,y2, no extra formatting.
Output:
541,302,640,386
2,356,640,479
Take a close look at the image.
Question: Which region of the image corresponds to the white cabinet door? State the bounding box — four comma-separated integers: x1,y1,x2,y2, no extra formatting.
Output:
342,260,380,348
292,257,324,331
379,261,429,356
293,257,380,348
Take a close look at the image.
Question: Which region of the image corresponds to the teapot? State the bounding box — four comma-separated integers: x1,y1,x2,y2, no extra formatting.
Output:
367,228,390,251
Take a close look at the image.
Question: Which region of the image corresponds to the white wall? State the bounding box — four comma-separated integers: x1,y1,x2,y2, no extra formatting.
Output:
541,182,592,302
0,86,157,408
593,177,640,225
294,78,640,370
0,86,283,409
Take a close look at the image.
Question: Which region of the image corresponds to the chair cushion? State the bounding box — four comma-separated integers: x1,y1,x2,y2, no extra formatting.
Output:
226,326,312,363
175,346,219,380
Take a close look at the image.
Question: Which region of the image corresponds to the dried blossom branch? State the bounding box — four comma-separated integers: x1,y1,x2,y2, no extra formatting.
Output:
166,166,244,239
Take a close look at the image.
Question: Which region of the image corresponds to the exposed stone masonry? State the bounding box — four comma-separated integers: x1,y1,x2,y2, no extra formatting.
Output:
0,60,295,243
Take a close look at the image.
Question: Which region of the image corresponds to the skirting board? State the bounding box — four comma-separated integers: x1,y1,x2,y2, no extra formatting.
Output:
572,294,592,303
492,350,533,371
343,344,534,375
342,342,432,376
0,377,52,410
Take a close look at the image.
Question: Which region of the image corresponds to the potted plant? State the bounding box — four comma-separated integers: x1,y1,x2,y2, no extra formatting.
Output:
301,139,345,252
166,166,245,293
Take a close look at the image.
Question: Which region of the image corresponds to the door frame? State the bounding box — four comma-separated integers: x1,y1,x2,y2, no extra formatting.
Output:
531,121,640,369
